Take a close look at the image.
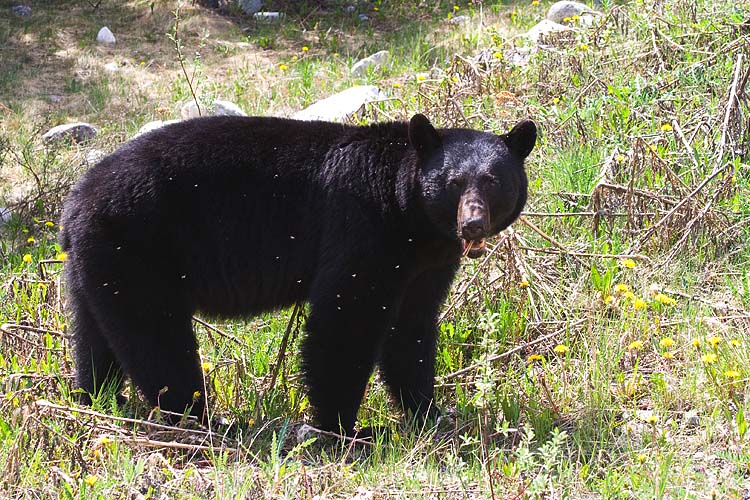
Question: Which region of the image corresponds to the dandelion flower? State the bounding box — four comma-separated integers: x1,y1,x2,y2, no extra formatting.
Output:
692,338,701,348
579,44,589,51
621,258,636,269
392,82,402,88
660,123,673,132
637,453,647,463
654,293,677,306
708,336,722,348
416,74,427,81
532,0,540,5
22,254,32,264
279,64,288,71
554,344,569,354
26,236,35,244
724,369,740,379
519,279,530,288
192,391,202,400
701,353,718,364
571,15,580,21
628,340,643,351
493,51,503,59
56,252,68,261
85,475,98,486
644,414,658,425
633,299,647,310
662,351,675,359
616,154,626,163
614,283,630,294
45,221,55,228
528,354,544,362
623,291,636,301
659,337,675,348
730,339,740,347
552,97,560,104
453,5,460,11
302,46,309,52
201,362,213,372
603,294,614,305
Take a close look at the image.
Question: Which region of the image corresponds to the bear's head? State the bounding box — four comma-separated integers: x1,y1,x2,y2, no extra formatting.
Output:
409,114,536,259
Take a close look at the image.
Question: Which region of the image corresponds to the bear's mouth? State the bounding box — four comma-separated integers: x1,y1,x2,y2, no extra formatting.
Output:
462,239,486,259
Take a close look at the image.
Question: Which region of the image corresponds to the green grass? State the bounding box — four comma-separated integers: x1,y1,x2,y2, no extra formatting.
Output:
2,0,750,497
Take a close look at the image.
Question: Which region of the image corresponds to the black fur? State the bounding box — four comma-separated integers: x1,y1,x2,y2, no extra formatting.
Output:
60,115,535,435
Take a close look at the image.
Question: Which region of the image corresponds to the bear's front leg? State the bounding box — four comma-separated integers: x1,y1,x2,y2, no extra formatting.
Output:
379,265,458,422
302,276,403,436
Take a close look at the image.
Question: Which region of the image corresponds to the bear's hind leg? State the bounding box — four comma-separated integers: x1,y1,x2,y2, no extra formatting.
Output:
67,278,124,405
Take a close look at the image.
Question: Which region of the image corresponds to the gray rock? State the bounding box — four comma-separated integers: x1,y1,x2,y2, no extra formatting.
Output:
96,26,116,45
449,15,470,25
238,0,262,15
103,62,120,73
358,13,370,22
180,101,204,120
212,100,247,116
547,1,599,25
42,123,97,144
524,19,575,44
350,50,389,76
253,11,284,22
344,5,356,13
11,5,31,17
292,85,385,123
85,148,106,166
135,120,180,137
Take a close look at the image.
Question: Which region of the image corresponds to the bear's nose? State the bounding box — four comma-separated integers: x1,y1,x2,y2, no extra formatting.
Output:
461,218,486,240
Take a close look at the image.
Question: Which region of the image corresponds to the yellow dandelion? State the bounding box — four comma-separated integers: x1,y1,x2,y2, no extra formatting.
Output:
140,61,146,66
644,414,658,425
392,82,402,88
579,44,589,51
633,299,647,310
292,55,298,61
614,283,630,293
621,258,636,269
45,221,55,228
628,340,644,351
662,351,675,359
302,46,309,52
659,337,675,348
708,336,722,348
623,291,636,301
96,436,111,446
637,453,647,463
453,5,460,11
192,390,202,400
603,294,614,305
702,353,718,364
56,251,68,261
22,254,32,264
616,154,626,163
692,338,701,348
451,76,459,83
519,279,530,288
654,293,677,306
21,228,28,233
26,236,35,244
528,354,544,362
201,362,214,373
493,51,503,59
571,15,580,21
84,475,98,487
554,344,569,354
373,6,379,11
724,369,740,379
279,64,288,71
532,0,540,4
91,449,102,458
660,123,673,132
730,339,740,347
416,74,427,81
563,16,572,22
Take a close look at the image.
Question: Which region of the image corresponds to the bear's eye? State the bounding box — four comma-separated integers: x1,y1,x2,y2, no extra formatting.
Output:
483,174,501,185
447,176,464,189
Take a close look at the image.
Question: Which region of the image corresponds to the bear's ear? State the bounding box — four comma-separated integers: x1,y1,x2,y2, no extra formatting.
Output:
408,114,442,158
502,119,537,159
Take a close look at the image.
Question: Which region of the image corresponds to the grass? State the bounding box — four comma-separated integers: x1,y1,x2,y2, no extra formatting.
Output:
1,0,750,498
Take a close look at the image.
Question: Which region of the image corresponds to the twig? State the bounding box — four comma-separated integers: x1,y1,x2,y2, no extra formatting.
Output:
169,2,201,117
438,319,585,382
192,316,247,348
518,216,585,266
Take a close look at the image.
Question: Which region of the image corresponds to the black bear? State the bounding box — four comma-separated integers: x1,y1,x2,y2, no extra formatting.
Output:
60,114,535,435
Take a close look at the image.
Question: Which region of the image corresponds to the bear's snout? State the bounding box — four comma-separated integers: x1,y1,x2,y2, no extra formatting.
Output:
458,188,489,240
461,218,486,241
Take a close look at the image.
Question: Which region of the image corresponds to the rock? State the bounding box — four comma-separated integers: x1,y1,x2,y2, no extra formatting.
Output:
358,14,370,22
212,100,247,116
350,50,389,76
85,149,106,166
238,0,262,15
253,11,284,22
135,120,180,138
180,101,204,120
449,15,470,25
344,5,356,13
96,26,116,45
11,5,31,17
547,1,599,25
292,85,385,123
42,123,97,144
683,411,700,429
103,62,119,73
524,19,575,44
